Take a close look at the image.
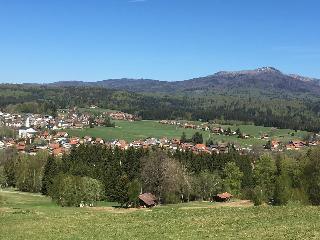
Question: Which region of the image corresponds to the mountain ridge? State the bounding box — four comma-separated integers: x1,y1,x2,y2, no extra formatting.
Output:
48,67,320,95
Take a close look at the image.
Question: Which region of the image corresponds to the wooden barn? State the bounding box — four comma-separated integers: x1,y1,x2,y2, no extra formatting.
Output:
213,192,233,202
138,193,158,208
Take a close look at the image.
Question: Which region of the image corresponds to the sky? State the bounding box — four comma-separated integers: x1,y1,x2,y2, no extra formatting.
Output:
0,0,320,83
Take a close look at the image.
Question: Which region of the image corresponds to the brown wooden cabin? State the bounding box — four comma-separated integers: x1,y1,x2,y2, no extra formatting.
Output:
138,193,158,208
213,192,233,202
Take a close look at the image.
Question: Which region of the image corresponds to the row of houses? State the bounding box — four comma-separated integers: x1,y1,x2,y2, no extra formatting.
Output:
106,111,137,121
270,140,320,151
0,128,232,156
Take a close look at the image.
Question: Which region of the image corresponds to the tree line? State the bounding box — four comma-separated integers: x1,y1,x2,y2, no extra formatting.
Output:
1,145,320,207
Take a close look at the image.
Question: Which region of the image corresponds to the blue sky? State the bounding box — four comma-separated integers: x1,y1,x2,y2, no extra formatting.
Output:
0,0,319,83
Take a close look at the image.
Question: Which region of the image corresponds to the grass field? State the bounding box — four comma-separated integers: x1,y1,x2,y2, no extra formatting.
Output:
66,120,308,147
1,189,320,239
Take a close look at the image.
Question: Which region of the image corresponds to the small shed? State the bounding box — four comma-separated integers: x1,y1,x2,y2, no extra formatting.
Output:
213,192,233,202
138,193,158,208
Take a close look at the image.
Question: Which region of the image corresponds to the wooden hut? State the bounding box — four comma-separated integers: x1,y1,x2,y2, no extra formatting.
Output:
213,192,233,202
138,193,158,208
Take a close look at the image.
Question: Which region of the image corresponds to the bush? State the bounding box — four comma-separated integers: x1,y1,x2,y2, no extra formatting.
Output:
163,192,180,204
252,186,264,206
50,174,103,207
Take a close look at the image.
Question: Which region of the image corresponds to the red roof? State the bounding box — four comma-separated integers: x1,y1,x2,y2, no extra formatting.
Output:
53,147,64,156
16,143,26,151
216,192,233,199
195,144,206,150
50,143,60,149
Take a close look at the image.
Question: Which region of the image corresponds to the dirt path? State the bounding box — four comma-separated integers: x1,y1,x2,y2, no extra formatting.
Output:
88,200,253,213
179,200,253,210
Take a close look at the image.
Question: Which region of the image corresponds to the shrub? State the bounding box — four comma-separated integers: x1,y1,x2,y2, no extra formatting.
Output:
252,186,264,206
50,174,103,207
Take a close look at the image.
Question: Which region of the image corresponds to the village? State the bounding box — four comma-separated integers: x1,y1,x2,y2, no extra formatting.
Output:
1,109,320,157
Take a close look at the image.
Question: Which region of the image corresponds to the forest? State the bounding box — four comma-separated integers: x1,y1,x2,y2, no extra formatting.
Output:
1,84,320,132
1,145,320,207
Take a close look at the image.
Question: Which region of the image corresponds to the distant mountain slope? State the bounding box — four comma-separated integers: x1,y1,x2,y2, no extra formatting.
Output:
50,67,320,95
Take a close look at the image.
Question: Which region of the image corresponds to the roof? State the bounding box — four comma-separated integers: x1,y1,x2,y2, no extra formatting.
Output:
53,147,64,156
138,193,157,206
26,128,37,133
50,143,60,149
216,192,233,199
195,144,206,149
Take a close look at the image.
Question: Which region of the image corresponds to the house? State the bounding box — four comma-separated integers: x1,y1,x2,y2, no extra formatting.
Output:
271,140,281,150
95,138,104,144
180,143,194,151
6,140,15,148
53,147,64,156
69,138,79,146
184,123,196,129
56,131,68,138
49,143,60,150
171,139,180,145
41,131,50,139
16,142,26,152
286,141,305,150
213,192,233,202
0,141,5,149
211,127,224,135
138,193,158,208
130,140,144,148
218,143,229,153
194,144,206,152
84,136,92,143
18,127,37,139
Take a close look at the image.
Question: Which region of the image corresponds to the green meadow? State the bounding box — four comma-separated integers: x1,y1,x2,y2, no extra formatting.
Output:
66,120,308,147
1,189,320,240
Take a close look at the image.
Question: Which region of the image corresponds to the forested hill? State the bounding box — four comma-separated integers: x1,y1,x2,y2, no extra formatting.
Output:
49,67,320,96
1,67,320,132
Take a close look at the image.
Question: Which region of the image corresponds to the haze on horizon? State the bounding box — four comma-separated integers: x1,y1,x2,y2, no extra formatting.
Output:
0,0,319,83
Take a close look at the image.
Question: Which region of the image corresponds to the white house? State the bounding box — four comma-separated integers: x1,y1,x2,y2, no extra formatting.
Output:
19,127,37,139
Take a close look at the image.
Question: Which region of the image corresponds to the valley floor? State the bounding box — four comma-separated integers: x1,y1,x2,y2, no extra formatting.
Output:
1,189,320,239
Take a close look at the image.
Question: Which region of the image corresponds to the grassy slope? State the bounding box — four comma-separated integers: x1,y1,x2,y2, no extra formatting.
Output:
1,189,320,239
66,120,308,147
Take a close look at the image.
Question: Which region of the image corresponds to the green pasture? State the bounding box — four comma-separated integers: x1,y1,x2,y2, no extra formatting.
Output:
1,189,320,240
66,120,309,147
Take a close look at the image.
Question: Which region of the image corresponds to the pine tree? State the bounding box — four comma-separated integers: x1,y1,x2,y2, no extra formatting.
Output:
41,155,59,195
